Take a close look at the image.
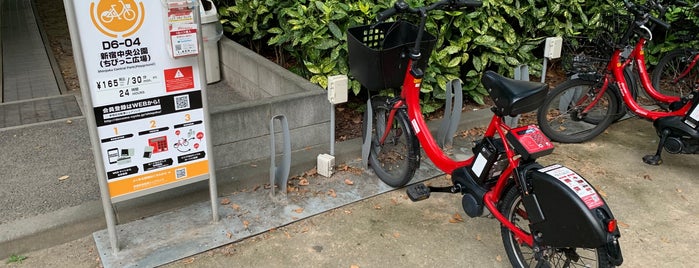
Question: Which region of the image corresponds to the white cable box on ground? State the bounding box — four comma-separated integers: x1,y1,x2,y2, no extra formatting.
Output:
317,153,335,177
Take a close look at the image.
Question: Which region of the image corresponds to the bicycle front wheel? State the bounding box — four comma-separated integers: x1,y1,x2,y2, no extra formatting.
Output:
651,48,698,98
124,9,137,21
363,97,420,187
537,78,619,143
499,185,614,268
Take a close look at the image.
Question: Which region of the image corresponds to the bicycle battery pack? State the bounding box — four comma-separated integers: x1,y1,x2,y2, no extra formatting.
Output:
506,125,554,161
470,137,506,183
523,164,620,248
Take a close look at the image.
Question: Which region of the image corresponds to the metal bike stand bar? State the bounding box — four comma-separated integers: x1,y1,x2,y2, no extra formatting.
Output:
436,79,463,148
362,98,373,169
270,115,291,197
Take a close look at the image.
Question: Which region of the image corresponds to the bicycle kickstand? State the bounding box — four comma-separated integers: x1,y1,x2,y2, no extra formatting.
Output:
643,129,670,165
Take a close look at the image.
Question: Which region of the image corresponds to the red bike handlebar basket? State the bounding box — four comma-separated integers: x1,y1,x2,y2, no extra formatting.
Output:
561,12,631,76
348,21,437,92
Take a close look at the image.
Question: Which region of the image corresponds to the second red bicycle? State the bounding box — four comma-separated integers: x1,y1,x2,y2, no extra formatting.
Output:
348,1,624,267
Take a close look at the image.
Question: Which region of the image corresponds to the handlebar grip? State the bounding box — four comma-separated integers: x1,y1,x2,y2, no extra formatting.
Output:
649,16,671,30
443,0,482,11
458,0,483,8
673,0,689,7
377,1,411,21
377,7,398,22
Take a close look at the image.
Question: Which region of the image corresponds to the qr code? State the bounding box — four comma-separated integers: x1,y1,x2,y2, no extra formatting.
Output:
174,94,190,111
175,168,187,179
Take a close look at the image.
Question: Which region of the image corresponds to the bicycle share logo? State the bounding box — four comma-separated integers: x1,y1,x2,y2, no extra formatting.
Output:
90,0,145,38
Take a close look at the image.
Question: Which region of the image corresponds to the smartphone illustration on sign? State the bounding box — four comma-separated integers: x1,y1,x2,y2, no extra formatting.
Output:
107,148,119,164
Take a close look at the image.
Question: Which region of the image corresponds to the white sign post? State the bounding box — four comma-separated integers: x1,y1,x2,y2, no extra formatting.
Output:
64,0,218,253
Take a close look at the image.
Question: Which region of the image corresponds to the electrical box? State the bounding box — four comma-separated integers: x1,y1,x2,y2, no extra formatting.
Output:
317,153,335,177
328,75,348,104
543,37,562,59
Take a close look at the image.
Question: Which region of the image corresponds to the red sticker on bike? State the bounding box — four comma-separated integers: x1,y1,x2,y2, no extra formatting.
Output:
542,165,604,209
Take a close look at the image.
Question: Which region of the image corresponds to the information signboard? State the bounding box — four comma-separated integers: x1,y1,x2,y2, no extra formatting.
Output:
71,0,211,201
66,0,219,252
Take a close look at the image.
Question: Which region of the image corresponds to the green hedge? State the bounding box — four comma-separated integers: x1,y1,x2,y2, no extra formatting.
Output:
213,0,696,109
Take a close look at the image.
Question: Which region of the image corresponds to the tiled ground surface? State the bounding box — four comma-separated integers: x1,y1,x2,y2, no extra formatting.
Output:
0,95,82,128
1,0,79,128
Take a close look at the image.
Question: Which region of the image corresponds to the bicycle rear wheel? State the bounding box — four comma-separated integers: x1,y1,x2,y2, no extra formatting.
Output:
499,185,613,268
363,97,420,187
537,78,619,143
651,48,699,98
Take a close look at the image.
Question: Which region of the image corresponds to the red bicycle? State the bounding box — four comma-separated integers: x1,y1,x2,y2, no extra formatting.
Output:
651,1,699,98
652,48,699,98
348,1,623,267
536,0,699,165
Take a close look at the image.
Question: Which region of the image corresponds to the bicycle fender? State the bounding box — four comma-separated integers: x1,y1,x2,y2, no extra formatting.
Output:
524,164,621,249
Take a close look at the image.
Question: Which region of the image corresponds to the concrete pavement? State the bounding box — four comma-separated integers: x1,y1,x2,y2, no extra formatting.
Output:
2,117,698,267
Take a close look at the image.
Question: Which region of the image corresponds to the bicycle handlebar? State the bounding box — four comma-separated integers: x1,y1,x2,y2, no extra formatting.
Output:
376,1,405,22
623,0,670,29
446,0,484,10
376,0,483,22
671,0,689,7
648,15,671,30
619,0,671,44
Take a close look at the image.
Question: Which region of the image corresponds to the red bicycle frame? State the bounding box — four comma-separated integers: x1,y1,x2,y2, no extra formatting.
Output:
377,58,535,246
599,37,690,120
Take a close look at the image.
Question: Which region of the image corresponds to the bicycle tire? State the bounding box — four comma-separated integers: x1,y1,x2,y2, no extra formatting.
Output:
651,48,698,99
100,11,115,23
124,9,137,21
362,97,420,188
537,79,619,143
499,185,613,268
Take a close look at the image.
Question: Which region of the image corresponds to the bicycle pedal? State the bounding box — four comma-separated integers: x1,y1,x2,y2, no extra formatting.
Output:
406,183,431,202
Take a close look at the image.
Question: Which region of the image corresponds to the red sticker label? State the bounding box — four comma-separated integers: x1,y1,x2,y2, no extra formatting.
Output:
164,66,194,92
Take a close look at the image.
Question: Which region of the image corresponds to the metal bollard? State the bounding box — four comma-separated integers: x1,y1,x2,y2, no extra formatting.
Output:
436,79,463,148
269,115,291,197
361,98,373,169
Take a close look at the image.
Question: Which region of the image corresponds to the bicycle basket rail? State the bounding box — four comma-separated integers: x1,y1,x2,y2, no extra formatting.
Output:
561,36,612,75
561,13,632,75
348,21,437,91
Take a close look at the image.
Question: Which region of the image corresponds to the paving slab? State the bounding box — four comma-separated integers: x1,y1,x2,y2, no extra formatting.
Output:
0,95,82,128
93,159,443,268
1,0,61,102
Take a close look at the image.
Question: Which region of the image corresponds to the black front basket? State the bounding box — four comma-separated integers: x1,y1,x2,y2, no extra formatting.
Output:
348,21,437,92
